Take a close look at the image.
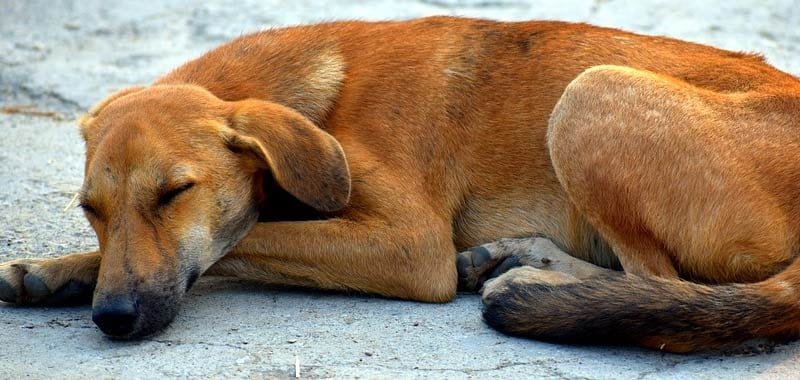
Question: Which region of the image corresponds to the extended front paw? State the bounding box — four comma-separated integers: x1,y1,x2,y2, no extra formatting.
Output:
0,259,95,305
0,259,46,303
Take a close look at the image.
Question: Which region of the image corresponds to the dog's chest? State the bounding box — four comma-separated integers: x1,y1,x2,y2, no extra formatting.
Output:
451,192,571,251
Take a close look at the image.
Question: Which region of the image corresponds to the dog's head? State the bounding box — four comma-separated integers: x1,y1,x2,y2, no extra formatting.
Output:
77,85,350,338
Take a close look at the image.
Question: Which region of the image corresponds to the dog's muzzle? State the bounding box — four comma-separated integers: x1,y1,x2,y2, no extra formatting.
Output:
92,294,138,337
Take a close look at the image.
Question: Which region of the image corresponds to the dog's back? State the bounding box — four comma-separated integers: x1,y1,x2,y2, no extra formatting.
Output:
158,17,797,266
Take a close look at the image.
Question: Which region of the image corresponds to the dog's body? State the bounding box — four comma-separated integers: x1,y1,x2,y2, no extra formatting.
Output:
1,17,800,352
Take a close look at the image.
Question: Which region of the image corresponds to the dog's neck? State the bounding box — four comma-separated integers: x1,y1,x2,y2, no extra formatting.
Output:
155,27,345,127
256,172,325,223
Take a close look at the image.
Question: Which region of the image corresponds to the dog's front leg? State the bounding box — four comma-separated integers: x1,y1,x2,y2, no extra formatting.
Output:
0,251,99,305
207,217,458,302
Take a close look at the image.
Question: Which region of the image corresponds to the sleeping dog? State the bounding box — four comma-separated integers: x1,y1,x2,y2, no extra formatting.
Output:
2,17,799,352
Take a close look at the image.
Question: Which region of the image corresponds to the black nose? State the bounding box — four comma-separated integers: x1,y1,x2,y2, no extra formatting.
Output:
92,296,137,337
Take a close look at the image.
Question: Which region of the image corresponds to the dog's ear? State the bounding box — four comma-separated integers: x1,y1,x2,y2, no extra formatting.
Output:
223,99,351,212
78,86,145,141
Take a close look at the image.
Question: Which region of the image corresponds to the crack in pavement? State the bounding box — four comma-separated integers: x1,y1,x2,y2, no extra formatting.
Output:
1,105,70,121
144,338,257,355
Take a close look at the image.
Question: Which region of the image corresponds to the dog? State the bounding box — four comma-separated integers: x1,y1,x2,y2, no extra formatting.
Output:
1,16,799,352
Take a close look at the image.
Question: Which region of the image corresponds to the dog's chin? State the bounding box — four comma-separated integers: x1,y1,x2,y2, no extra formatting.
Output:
98,290,184,340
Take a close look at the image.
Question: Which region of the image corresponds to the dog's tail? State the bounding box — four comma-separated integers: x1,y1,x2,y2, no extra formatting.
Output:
482,261,800,352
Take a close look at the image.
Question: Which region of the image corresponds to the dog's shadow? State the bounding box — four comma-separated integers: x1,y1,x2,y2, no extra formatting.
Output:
2,276,797,363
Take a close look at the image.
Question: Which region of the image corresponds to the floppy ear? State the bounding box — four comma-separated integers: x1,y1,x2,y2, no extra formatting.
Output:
223,99,351,212
78,86,145,141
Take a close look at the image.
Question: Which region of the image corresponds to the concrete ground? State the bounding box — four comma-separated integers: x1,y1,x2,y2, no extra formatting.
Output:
1,0,799,378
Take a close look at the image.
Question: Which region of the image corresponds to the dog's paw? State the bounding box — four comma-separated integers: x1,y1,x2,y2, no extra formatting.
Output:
0,259,94,305
456,236,559,291
456,244,494,292
457,236,608,292
0,259,48,304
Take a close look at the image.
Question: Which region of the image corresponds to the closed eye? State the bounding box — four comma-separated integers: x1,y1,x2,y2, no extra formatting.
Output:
158,182,195,207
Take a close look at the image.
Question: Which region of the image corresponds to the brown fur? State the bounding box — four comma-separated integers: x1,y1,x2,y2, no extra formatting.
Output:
0,17,799,350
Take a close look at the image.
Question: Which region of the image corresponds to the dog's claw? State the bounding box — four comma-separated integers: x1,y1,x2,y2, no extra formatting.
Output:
470,246,493,267
456,251,472,277
457,245,501,292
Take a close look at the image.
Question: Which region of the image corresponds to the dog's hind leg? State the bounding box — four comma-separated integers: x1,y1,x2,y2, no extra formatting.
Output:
456,236,612,292
478,66,800,351
547,65,795,283
0,251,99,305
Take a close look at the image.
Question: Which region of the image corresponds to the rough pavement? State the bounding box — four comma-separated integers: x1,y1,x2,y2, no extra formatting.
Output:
1,0,799,378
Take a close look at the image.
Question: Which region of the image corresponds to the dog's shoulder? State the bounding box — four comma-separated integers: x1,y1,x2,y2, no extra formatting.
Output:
157,23,352,125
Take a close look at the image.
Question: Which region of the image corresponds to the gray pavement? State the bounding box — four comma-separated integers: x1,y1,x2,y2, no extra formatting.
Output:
1,0,799,378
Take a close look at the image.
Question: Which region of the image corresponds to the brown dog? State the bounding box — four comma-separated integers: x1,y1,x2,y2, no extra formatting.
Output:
1,17,799,352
